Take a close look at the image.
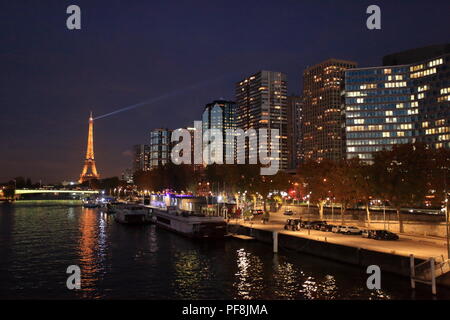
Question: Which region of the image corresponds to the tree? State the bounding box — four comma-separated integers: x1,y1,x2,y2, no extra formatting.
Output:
354,161,376,225
298,160,335,220
329,159,362,223
98,177,121,194
2,184,15,201
256,171,290,212
428,148,450,206
429,148,450,258
204,164,290,212
134,164,197,193
371,143,431,233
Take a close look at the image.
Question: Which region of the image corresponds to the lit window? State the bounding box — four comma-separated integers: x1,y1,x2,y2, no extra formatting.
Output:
428,58,443,67
441,87,450,95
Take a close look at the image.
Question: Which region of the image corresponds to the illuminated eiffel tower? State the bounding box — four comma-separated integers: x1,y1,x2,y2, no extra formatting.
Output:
79,112,100,184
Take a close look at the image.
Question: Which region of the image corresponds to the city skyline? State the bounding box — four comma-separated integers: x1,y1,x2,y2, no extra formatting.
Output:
3,1,450,305
1,1,450,182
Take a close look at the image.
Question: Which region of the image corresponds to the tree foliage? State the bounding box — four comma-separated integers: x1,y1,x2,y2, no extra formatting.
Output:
130,143,447,231
371,143,432,232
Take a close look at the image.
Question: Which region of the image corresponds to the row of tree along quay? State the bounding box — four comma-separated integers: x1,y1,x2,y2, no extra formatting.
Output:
132,143,450,232
134,163,291,215
297,143,450,233
3,143,449,232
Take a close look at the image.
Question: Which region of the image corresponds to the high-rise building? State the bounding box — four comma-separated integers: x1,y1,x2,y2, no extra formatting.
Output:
302,59,357,162
133,144,150,173
121,168,134,184
344,44,450,161
149,128,172,169
235,70,288,169
202,99,236,163
287,95,303,169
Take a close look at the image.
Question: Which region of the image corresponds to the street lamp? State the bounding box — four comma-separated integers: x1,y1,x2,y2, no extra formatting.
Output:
331,197,334,222
445,195,450,259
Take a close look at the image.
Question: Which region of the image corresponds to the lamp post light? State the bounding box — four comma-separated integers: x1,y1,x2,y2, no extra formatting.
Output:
331,197,334,222
445,195,450,259
444,167,450,259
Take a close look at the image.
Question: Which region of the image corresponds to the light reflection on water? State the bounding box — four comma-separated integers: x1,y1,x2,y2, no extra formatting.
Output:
172,250,214,299
0,201,449,300
234,248,264,299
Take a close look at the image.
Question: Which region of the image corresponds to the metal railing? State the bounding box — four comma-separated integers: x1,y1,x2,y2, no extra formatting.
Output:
410,254,450,295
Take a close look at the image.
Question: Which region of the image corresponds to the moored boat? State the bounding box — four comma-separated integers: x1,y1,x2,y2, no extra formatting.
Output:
82,199,100,208
114,203,154,225
146,194,227,239
106,201,124,214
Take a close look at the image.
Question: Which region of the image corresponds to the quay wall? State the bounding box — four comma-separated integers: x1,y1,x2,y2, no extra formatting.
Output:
228,224,416,277
228,224,450,288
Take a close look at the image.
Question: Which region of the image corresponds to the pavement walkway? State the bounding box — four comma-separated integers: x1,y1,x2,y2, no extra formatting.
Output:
230,218,448,261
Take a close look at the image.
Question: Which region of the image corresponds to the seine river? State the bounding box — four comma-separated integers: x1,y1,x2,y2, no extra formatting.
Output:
0,201,448,300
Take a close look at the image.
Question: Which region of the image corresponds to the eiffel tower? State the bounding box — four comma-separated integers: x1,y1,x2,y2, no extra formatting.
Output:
79,112,100,183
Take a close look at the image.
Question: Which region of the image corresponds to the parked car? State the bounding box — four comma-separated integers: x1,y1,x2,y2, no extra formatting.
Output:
302,220,323,229
361,229,370,238
284,210,294,216
339,226,361,235
313,221,327,230
369,230,399,240
284,219,302,231
301,221,313,229
332,225,344,233
320,224,335,232
252,209,264,216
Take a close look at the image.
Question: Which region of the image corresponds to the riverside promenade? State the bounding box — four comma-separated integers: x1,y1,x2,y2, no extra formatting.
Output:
227,217,450,291
229,219,447,260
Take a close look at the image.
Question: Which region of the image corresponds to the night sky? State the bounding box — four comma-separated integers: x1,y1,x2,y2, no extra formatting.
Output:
1,0,449,183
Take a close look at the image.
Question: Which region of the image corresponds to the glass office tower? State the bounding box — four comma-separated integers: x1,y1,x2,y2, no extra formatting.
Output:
344,66,416,160
287,95,303,169
202,99,237,163
302,59,357,162
149,128,172,168
345,44,450,161
235,70,288,169
133,144,150,172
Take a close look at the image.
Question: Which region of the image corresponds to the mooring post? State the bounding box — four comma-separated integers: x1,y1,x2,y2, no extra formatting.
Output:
410,254,415,289
431,258,436,295
273,231,278,253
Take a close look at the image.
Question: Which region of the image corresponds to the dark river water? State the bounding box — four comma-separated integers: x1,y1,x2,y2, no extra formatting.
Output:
0,201,448,300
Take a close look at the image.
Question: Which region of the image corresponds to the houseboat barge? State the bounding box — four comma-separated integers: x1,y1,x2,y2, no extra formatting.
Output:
144,193,228,239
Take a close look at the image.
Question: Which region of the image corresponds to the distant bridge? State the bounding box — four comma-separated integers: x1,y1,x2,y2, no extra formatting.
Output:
0,189,99,201
15,189,99,195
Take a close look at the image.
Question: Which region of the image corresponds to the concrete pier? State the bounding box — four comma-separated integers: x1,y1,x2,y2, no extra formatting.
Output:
227,222,450,288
